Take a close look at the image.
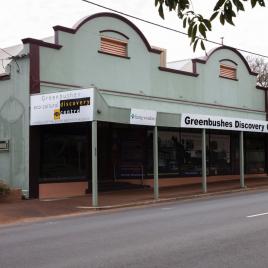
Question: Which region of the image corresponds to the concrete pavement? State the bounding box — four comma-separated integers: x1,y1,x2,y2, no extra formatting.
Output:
1,176,268,226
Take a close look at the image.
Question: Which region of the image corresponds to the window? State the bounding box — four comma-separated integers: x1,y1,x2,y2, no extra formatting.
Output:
245,135,265,174
156,130,202,176
112,127,146,179
220,64,237,80
209,134,231,175
40,124,89,182
180,131,203,176
100,36,128,58
158,130,181,175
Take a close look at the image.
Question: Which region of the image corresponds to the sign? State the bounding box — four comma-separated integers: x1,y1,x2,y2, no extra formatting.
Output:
30,89,94,125
130,109,157,126
181,113,268,133
0,140,9,151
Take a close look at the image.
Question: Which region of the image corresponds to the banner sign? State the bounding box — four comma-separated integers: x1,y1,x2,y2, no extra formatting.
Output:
181,113,268,133
130,109,157,126
30,89,94,125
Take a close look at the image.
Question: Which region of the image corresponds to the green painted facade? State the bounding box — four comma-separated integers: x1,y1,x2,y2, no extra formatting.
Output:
0,12,265,196
0,45,30,194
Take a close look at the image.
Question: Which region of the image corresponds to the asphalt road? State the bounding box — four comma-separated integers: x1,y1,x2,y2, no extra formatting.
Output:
1,190,268,268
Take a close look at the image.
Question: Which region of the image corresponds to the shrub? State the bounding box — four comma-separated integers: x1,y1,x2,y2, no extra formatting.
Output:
0,181,10,197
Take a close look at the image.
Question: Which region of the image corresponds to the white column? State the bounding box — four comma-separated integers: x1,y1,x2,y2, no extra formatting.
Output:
92,121,98,207
240,131,245,188
153,126,159,199
202,128,207,193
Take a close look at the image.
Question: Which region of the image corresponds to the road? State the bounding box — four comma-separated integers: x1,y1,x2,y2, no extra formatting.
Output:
1,190,268,268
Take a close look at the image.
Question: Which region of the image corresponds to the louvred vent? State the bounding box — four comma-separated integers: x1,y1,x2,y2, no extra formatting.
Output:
100,37,127,57
220,64,237,80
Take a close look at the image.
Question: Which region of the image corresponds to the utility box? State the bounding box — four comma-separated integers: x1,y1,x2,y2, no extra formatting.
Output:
0,140,9,151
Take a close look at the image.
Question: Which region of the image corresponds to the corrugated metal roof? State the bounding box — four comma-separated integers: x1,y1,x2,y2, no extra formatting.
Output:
0,44,23,74
0,36,53,74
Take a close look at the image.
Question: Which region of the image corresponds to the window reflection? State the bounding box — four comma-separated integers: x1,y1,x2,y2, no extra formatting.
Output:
40,133,88,182
180,132,202,176
209,134,231,175
38,124,267,182
158,131,180,175
157,130,234,176
157,130,202,176
246,136,265,174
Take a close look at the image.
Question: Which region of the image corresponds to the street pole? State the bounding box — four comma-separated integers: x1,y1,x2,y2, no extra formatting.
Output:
202,128,207,193
153,126,159,199
92,120,98,207
240,131,245,188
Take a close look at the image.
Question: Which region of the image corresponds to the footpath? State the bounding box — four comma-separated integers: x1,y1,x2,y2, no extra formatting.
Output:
1,177,268,227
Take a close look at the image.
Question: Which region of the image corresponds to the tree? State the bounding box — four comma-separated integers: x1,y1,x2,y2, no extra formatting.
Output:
247,56,268,88
155,0,266,51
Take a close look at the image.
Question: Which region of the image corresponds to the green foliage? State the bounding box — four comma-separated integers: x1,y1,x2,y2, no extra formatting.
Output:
0,181,10,197
155,0,266,51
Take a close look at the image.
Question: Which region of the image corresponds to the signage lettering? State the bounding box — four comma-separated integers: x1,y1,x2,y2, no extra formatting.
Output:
130,109,157,126
30,89,94,125
181,114,268,133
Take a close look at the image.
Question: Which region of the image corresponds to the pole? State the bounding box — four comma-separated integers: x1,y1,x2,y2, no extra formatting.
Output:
202,128,207,193
92,120,98,207
153,126,159,199
240,131,245,188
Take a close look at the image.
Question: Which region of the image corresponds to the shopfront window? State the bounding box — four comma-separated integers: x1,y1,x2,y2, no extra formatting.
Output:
158,130,181,175
112,127,147,179
209,134,231,175
245,136,265,174
157,130,202,176
157,130,234,177
40,127,88,182
180,132,202,176
98,124,267,180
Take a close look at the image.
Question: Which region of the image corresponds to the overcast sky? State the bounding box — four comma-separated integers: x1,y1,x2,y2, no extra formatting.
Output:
0,0,267,61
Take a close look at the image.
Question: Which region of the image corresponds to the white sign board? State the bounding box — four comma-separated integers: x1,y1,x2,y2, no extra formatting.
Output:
181,113,268,133
30,89,94,125
130,109,157,126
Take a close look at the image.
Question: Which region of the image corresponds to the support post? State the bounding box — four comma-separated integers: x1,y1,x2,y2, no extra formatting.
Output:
240,131,245,188
153,126,159,200
92,120,98,207
202,128,207,193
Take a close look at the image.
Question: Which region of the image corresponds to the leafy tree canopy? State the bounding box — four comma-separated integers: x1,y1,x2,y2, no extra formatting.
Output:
155,0,266,51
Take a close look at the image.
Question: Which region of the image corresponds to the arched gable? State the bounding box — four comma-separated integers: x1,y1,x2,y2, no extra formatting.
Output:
53,12,162,54
192,46,257,76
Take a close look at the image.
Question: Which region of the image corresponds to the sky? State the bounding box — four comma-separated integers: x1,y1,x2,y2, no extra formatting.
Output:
0,0,267,62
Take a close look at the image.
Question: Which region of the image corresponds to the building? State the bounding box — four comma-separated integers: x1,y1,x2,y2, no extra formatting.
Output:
0,12,267,206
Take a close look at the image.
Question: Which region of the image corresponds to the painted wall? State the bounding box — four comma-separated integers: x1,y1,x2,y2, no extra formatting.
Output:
0,51,30,195
0,13,264,196
40,16,158,95
39,14,265,121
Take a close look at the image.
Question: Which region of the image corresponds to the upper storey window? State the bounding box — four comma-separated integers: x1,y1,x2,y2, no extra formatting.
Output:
219,60,237,80
100,36,128,58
